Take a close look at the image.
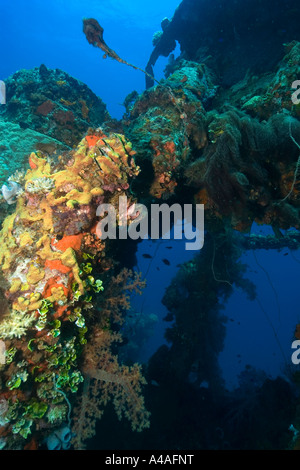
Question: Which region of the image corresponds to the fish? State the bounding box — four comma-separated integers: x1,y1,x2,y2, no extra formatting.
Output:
83,18,158,84
150,380,160,387
162,258,170,265
142,253,153,259
35,142,58,154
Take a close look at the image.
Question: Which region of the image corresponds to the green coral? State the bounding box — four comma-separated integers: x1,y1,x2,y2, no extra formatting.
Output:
12,418,33,439
24,399,48,419
5,347,17,364
46,404,68,424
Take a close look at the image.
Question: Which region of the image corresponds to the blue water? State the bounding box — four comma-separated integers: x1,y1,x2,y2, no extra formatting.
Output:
219,234,300,390
1,0,180,119
132,224,300,390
